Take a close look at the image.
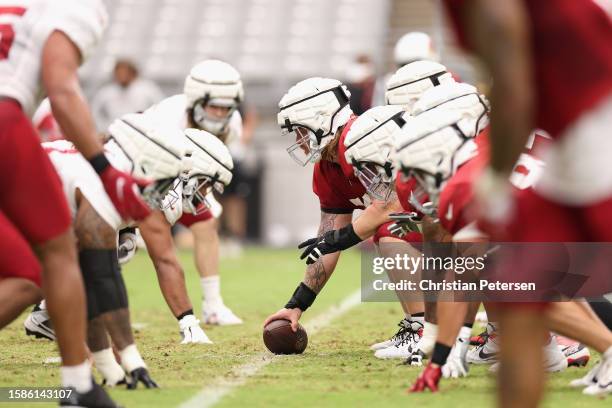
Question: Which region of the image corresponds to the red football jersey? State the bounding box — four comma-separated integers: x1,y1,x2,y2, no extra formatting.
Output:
313,116,369,213
442,0,612,137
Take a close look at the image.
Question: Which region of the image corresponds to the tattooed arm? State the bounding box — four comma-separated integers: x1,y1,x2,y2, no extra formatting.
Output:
263,211,352,330
303,211,353,293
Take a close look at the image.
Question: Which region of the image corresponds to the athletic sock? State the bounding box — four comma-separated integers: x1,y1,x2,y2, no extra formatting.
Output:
119,344,146,373
603,345,612,360
61,360,93,393
201,276,223,307
92,348,125,386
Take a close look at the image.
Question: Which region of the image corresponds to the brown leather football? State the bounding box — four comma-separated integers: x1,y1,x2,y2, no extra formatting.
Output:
263,319,308,354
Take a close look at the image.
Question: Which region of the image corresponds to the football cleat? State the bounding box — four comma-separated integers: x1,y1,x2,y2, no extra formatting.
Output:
127,367,159,389
374,320,423,359
469,329,488,346
406,349,427,367
467,332,499,365
59,380,120,408
409,363,442,393
489,337,568,374
583,356,612,396
570,361,600,388
179,315,213,344
370,318,410,351
202,303,243,326
24,303,55,341
562,343,590,368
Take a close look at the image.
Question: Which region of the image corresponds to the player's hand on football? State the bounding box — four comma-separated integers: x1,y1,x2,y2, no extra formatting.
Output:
178,315,212,344
408,363,442,393
94,154,152,222
118,228,138,265
298,230,339,265
263,308,302,332
127,367,159,389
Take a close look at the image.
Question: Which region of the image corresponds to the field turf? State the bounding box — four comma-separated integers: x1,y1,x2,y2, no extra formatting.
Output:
0,248,608,407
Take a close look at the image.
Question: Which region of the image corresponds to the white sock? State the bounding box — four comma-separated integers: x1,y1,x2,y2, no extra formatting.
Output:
603,345,612,360
410,315,425,324
201,276,223,307
119,344,146,373
458,326,472,342
61,360,92,393
92,348,125,386
40,299,47,311
418,322,438,356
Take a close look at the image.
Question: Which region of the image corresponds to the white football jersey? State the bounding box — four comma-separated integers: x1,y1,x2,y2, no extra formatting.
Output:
143,94,243,145
0,0,107,116
43,139,131,231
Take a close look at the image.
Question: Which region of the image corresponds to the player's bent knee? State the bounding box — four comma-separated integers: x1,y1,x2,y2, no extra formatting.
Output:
80,249,128,320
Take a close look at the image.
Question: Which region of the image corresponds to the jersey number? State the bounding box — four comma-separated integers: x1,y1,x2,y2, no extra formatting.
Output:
0,7,27,60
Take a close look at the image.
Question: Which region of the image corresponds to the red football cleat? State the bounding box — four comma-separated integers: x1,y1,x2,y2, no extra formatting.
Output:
408,363,442,393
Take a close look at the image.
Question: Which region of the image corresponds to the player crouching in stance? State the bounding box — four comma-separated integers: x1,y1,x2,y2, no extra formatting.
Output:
27,113,191,388
396,84,612,394
142,59,243,326
264,77,363,329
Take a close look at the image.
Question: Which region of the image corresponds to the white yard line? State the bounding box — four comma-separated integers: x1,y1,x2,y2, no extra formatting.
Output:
178,290,362,408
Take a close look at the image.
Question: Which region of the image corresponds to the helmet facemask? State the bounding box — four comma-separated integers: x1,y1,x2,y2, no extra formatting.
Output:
142,177,180,210
283,125,325,166
181,173,225,215
191,96,238,137
353,160,395,202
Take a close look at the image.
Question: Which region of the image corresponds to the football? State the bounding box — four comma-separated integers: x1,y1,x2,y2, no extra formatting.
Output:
263,319,308,355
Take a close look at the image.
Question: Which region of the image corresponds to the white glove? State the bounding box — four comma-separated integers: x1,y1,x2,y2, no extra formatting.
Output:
442,327,471,378
474,166,514,226
178,315,212,344
118,230,138,265
442,347,469,378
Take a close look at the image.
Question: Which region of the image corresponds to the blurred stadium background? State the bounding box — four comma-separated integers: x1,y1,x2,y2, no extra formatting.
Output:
79,0,482,247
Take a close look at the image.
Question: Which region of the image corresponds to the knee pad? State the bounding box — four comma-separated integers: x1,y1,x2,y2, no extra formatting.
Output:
79,249,128,320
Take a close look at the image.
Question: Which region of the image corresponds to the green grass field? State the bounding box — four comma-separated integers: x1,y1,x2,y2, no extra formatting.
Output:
0,248,608,407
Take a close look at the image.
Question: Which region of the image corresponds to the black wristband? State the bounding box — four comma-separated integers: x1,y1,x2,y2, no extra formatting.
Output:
333,224,363,250
285,282,317,311
89,152,110,175
176,309,194,321
431,342,453,366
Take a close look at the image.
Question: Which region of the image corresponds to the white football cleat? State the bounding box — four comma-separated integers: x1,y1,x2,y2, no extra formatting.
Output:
570,361,600,388
375,342,413,360
489,336,568,374
202,303,243,326
370,318,410,351
583,356,612,396
562,343,591,368
179,315,213,344
467,332,499,365
24,303,55,341
543,336,568,373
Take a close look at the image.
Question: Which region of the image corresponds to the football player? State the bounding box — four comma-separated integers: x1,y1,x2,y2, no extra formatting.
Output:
441,0,612,402
142,59,243,325
28,125,235,346
263,77,364,330
0,1,148,406
395,83,612,394
37,113,185,388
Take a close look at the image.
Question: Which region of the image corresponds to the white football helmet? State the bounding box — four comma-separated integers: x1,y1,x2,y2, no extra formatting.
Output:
385,60,455,111
411,82,490,136
343,105,408,201
106,113,190,209
393,83,490,202
278,77,353,166
180,128,234,215
184,60,244,137
394,32,438,67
